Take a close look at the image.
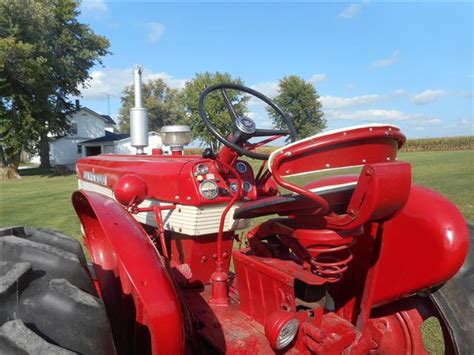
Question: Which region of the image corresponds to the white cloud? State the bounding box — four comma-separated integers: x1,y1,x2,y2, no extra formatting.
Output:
410,89,448,105
392,89,406,96
325,108,410,121
250,81,279,98
324,108,442,127
147,22,166,43
339,4,362,19
321,94,384,109
81,0,108,12
79,67,188,100
371,50,399,68
309,73,327,84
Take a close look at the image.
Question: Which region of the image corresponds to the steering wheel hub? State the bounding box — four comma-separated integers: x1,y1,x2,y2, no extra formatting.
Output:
235,116,256,134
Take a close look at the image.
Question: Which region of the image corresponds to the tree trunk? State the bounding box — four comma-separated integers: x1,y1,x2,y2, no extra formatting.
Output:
0,150,21,180
39,132,51,169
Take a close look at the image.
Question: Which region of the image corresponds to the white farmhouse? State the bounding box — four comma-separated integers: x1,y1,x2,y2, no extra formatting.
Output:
39,101,162,167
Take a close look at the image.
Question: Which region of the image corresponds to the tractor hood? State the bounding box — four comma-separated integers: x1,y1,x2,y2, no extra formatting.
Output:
76,154,201,205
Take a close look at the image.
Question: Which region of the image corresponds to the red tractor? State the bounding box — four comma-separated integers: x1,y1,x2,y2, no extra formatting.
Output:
1,69,472,354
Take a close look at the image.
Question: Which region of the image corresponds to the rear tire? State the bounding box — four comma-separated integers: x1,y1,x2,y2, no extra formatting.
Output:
0,226,115,354
428,222,474,354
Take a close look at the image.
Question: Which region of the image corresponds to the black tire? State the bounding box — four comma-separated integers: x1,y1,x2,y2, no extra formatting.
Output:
0,226,116,354
429,222,474,354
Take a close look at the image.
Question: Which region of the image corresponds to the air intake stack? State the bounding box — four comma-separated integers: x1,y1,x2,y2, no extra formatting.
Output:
130,65,148,154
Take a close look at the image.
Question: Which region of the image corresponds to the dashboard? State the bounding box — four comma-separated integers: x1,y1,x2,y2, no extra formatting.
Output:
190,159,257,204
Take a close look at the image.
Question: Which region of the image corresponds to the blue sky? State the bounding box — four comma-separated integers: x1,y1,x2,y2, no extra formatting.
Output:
78,1,473,139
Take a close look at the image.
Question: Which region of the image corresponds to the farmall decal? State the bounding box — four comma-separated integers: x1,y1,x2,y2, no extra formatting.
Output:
83,171,108,186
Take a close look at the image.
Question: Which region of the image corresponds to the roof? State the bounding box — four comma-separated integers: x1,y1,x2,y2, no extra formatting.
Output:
80,131,129,144
79,131,160,145
100,114,116,125
76,107,116,125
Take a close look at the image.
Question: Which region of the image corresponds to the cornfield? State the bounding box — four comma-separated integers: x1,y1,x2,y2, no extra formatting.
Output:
185,136,474,155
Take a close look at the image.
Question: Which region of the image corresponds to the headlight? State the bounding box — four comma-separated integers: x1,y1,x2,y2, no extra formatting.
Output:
265,311,299,351
276,319,299,349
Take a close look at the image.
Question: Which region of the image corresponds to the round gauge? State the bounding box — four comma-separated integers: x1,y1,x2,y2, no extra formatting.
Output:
196,163,209,175
243,181,252,193
230,182,239,193
236,162,247,174
199,180,219,199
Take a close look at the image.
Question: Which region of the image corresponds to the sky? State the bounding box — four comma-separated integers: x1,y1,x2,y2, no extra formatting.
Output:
77,1,473,139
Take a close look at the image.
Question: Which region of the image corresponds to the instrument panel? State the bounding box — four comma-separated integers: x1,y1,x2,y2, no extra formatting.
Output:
191,159,256,204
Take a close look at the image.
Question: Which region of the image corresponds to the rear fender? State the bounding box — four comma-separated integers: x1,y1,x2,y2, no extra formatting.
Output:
372,185,469,306
72,190,184,355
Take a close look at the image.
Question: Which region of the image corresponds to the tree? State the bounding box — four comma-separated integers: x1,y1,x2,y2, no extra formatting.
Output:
180,72,248,151
118,78,184,133
0,0,109,176
267,75,326,140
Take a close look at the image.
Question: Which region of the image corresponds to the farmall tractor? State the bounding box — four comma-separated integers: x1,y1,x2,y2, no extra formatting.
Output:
1,67,472,354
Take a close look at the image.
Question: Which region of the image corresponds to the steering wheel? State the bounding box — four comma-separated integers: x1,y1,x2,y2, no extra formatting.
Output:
199,83,297,160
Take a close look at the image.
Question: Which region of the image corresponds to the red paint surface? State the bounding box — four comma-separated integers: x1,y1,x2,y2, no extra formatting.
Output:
372,185,469,306
72,191,184,354
72,123,468,354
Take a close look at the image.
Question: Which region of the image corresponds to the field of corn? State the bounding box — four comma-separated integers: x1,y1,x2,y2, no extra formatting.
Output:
185,136,474,155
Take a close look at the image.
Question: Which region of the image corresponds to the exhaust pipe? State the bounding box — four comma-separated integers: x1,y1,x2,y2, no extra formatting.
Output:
130,65,148,154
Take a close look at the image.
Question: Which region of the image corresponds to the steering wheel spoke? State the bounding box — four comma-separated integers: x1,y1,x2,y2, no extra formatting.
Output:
220,89,239,121
254,128,290,137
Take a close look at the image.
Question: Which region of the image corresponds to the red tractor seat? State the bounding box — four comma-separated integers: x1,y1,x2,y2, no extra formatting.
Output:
238,124,411,230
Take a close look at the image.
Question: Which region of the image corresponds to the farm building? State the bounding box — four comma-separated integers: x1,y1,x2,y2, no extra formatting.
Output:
30,102,163,167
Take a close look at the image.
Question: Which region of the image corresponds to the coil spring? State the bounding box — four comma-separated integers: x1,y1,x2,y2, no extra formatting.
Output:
307,237,356,282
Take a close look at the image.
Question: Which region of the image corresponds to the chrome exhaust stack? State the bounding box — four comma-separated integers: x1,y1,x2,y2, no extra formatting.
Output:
130,65,148,154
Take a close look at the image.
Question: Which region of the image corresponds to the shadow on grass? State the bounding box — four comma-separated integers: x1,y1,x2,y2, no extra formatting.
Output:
19,167,75,177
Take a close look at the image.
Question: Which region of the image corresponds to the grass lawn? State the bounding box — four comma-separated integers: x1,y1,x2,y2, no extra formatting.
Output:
0,150,471,353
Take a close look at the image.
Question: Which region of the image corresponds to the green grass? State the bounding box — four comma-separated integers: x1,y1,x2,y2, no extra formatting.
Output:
0,169,81,238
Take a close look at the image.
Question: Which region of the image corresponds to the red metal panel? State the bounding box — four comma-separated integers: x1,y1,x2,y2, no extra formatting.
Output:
233,249,296,325
72,190,185,354
169,232,234,286
272,126,405,177
371,185,469,306
77,155,257,205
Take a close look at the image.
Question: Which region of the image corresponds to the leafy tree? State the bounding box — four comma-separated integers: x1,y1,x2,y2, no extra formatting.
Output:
267,75,326,140
0,0,109,176
118,78,184,133
180,72,248,151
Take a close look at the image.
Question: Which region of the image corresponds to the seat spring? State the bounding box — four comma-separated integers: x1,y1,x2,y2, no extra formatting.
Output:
308,237,356,282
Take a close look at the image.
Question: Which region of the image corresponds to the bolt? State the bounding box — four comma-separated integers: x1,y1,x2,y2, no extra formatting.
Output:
186,196,191,201
375,321,387,332
201,256,208,262
223,252,229,258
235,340,246,349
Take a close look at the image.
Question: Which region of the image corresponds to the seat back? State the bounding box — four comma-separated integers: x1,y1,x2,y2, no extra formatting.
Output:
268,124,410,226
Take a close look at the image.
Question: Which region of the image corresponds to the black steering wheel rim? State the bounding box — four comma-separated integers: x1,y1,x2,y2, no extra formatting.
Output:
198,83,297,160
